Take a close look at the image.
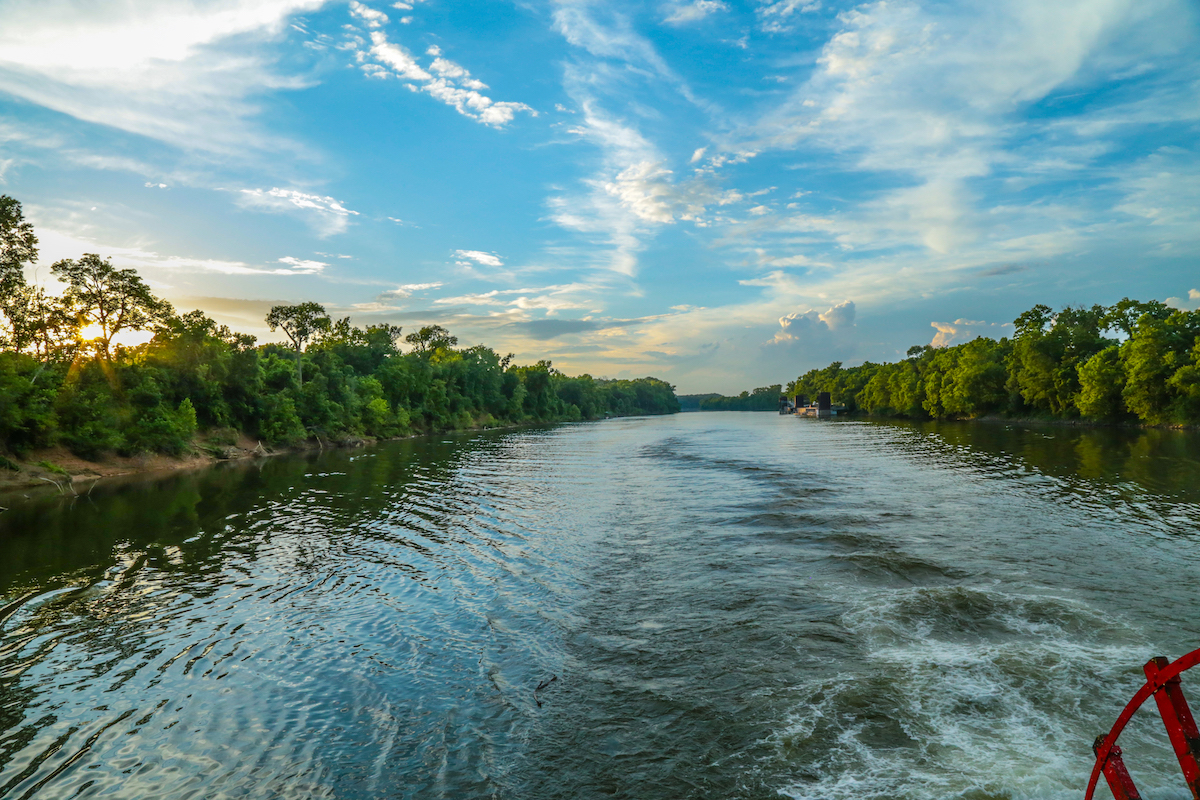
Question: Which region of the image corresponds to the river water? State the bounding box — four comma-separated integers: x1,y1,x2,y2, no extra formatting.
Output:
2,414,1200,800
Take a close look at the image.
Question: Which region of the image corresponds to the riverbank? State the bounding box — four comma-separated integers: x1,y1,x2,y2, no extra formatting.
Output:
0,434,279,498
835,409,1200,431
0,414,659,500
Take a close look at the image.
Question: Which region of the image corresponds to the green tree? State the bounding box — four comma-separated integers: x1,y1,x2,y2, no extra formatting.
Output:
405,324,458,353
266,302,330,386
0,195,37,296
1077,346,1126,421
1007,304,1111,416
51,254,173,359
1,284,78,357
1104,298,1171,337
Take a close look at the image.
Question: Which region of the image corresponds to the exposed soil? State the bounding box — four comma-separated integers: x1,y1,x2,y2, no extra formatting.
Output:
0,433,286,498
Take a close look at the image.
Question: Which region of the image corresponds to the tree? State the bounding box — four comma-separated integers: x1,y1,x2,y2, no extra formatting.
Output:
0,195,37,296
0,195,40,350
405,324,458,353
1077,346,1126,420
51,254,173,359
1105,298,1171,338
1,284,78,358
265,302,330,386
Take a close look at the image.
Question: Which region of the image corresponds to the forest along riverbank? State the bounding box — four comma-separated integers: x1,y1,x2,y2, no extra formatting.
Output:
2,414,1200,799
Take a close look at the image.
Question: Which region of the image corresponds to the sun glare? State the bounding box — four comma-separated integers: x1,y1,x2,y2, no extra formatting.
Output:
78,324,155,348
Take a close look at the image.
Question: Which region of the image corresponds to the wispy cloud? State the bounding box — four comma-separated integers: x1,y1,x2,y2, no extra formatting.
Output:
930,318,1011,347
352,30,535,126
236,187,360,235
756,0,821,33
380,282,442,299
453,250,504,267
0,0,328,154
33,226,331,278
349,1,388,28
663,1,728,25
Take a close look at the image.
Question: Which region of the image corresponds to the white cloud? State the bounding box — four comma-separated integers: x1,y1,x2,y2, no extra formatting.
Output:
0,0,328,153
819,299,856,330
367,31,431,81
349,1,388,28
602,159,744,224
380,281,442,299
664,1,729,25
930,318,1009,347
769,300,855,345
275,256,328,274
1165,288,1200,311
756,0,821,33
236,188,360,236
31,226,327,278
362,31,535,126
453,250,505,267
433,284,592,315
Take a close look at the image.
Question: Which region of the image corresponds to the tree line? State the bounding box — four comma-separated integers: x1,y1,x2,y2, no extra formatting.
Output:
0,195,680,460
785,300,1200,424
693,385,783,411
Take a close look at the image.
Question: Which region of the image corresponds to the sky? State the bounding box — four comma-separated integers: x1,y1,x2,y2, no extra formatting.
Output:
1,0,1197,393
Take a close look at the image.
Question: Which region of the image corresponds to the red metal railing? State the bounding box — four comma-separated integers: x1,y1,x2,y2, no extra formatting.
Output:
1087,648,1200,800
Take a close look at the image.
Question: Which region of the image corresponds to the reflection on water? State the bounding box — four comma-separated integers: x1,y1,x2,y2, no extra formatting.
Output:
1,417,1199,799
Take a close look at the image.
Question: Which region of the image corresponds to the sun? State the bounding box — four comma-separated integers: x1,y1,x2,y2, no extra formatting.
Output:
78,323,155,348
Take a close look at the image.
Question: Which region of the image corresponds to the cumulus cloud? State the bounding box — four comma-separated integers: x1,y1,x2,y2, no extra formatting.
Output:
236,188,360,236
358,30,535,126
930,318,1010,348
769,300,855,344
602,160,743,225
664,1,729,25
1166,288,1200,311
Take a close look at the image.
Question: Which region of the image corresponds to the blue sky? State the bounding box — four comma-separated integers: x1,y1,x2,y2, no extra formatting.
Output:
1,0,1197,393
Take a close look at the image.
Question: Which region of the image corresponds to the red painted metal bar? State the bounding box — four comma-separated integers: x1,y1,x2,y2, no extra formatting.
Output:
1092,739,1142,800
1144,656,1200,799
1086,647,1200,800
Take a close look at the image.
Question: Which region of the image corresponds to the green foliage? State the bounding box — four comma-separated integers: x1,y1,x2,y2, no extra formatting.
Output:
1077,346,1126,421
782,302,1200,427
700,385,782,411
0,195,682,459
51,253,173,359
0,194,38,296
36,460,68,476
258,394,307,445
266,302,330,386
0,352,60,454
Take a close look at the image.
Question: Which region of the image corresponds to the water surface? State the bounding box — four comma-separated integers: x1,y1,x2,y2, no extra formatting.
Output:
2,415,1199,799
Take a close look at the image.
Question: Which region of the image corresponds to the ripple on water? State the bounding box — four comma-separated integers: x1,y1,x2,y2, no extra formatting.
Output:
2,415,1200,799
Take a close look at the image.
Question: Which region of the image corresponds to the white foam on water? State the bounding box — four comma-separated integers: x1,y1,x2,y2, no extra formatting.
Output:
774,585,1190,800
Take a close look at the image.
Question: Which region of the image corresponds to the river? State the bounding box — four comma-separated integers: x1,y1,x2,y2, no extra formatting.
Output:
2,414,1199,799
